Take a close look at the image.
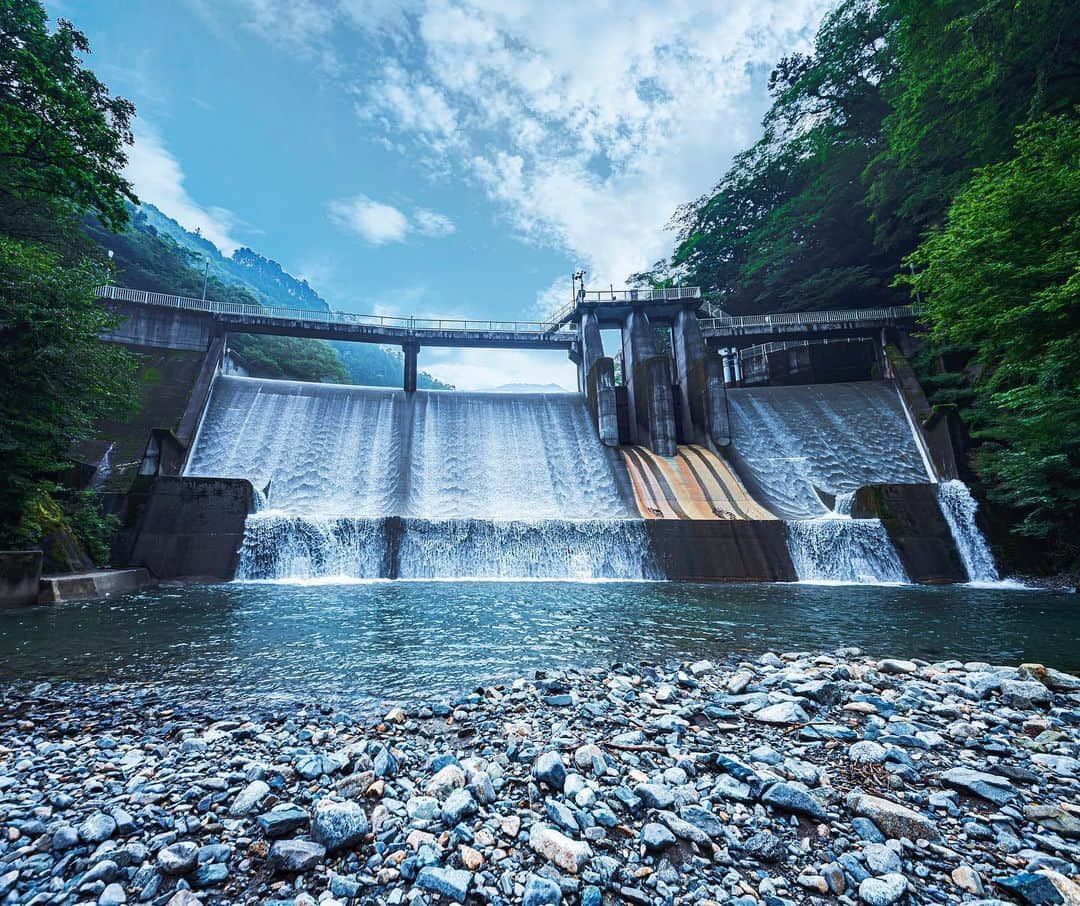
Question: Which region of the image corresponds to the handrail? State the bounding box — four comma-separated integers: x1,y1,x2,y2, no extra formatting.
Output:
546,285,702,328
96,285,577,337
700,303,923,332
738,336,873,360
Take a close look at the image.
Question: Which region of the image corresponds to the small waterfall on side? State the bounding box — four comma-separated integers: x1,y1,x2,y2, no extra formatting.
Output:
936,480,1000,583
787,516,908,584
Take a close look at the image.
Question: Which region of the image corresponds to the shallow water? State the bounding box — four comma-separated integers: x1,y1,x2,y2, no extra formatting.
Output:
1,582,1075,704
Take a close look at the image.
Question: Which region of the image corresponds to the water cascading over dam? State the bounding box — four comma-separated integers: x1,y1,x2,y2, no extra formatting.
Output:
726,382,932,583
185,375,652,580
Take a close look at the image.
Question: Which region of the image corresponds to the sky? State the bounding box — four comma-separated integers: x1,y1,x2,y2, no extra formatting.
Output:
53,0,831,388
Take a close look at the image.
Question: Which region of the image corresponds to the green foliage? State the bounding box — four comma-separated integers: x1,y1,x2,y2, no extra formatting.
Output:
63,488,119,565
0,1,136,238
230,333,349,384
902,115,1080,559
0,236,137,549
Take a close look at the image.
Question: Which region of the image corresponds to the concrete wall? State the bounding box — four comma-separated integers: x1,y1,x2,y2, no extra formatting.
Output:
852,482,967,584
886,344,960,480
0,551,43,606
101,301,216,351
645,520,796,581
623,310,677,456
120,477,255,580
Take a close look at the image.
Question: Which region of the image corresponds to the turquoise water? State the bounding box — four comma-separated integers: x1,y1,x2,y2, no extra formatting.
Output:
1,582,1075,703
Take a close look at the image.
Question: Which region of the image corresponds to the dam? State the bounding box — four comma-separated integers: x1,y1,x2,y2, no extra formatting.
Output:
100,285,1001,587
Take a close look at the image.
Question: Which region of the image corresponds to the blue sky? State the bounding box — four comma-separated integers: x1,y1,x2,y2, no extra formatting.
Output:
53,0,830,388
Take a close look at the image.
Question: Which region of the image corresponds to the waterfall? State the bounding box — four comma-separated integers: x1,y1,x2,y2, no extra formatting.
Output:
787,516,908,584
936,480,1000,583
187,376,646,580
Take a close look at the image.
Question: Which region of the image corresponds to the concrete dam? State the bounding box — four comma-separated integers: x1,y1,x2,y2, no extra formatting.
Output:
101,286,1000,585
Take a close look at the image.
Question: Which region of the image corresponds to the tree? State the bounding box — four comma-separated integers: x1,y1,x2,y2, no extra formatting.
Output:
0,1,136,239
0,237,136,549
902,115,1080,563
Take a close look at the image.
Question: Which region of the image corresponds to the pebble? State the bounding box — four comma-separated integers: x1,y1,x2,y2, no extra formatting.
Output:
0,651,1076,906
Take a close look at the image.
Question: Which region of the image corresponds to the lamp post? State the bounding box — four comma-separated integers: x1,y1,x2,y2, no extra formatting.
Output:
201,255,210,302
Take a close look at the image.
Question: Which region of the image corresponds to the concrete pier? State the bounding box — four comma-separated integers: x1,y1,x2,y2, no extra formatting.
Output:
578,312,619,446
672,309,729,448
622,310,677,456
403,342,419,394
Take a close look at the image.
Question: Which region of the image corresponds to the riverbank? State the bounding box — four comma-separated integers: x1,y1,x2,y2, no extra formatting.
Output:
1,652,1078,906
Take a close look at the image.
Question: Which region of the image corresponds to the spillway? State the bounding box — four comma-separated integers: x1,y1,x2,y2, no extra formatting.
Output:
726,382,929,583
186,376,652,579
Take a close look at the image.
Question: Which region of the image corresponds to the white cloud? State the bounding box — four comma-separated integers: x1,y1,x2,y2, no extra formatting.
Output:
420,347,576,392
328,194,410,244
225,0,832,292
328,194,456,244
124,123,241,254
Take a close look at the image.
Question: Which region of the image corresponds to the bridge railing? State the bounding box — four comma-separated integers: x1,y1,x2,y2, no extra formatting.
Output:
546,285,701,328
96,285,577,337
699,303,923,332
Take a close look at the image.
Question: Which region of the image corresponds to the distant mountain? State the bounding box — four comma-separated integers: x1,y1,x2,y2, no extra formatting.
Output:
485,382,570,393
86,203,451,389
137,204,329,313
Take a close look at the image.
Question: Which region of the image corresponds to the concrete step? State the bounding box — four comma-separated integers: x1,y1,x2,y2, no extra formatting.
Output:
38,568,155,604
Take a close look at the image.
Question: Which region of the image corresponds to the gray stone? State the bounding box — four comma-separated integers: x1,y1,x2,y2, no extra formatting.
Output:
762,782,827,820
310,799,369,852
533,752,567,791
858,873,908,905
940,767,1016,805
157,841,199,876
1000,680,1052,708
744,831,786,862
79,813,117,844
256,804,309,838
878,659,918,675
529,825,592,873
416,866,472,903
634,782,675,810
679,805,724,838
98,883,126,906
864,842,902,874
52,825,79,851
228,780,270,817
442,788,477,826
523,874,563,906
849,793,939,841
849,741,888,765
755,701,810,724
268,839,325,874
642,822,676,850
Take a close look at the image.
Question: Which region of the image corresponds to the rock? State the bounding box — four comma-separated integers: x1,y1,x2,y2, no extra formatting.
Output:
79,813,117,844
229,780,270,817
523,875,562,906
951,865,984,895
442,788,476,825
994,872,1065,904
1000,679,1052,708
849,741,888,765
849,793,939,841
1024,804,1080,839
744,831,786,862
311,799,369,852
406,795,440,821
85,860,120,884
529,825,592,873
657,810,710,846
256,804,309,838
415,867,472,903
574,744,603,771
755,701,810,724
878,659,918,674
678,805,723,839
940,767,1016,805
858,873,908,905
762,782,827,820
1019,662,1080,692
193,863,228,888
157,841,199,876
459,844,483,871
642,822,676,850
634,782,675,810
689,659,713,676
268,839,325,874
165,893,202,906
863,842,901,874
52,825,79,851
99,883,126,906
533,751,567,791
426,763,466,797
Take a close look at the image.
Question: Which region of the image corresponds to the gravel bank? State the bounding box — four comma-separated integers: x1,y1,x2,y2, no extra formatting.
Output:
1,651,1078,905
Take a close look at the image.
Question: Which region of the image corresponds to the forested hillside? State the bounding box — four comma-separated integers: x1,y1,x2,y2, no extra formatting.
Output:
641,0,1078,570
84,204,450,389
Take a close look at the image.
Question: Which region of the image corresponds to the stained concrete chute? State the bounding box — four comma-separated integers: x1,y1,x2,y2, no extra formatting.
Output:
622,309,677,457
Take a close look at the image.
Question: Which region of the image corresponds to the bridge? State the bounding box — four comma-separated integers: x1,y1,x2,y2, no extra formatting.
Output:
699,304,923,347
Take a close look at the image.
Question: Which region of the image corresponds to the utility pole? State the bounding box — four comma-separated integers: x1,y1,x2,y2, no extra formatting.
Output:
201,255,210,302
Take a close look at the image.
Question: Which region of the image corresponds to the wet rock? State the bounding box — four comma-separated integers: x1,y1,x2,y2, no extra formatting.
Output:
533,752,567,792
416,866,471,903
311,799,369,852
99,883,126,906
229,779,270,817
268,839,325,874
256,804,309,838
634,782,675,810
642,822,676,850
523,874,563,906
157,841,199,876
994,872,1065,904
79,813,116,844
858,873,908,905
762,782,827,820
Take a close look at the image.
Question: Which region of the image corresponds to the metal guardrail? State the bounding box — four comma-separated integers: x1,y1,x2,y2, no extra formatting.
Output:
738,336,873,360
700,303,923,332
547,285,701,328
96,285,577,337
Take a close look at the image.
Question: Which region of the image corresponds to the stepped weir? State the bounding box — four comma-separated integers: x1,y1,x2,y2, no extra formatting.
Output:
99,284,997,585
